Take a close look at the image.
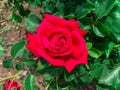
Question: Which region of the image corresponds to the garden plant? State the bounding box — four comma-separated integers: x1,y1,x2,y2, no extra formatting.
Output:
0,0,120,90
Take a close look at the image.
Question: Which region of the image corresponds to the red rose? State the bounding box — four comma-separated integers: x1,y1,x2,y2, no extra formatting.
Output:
4,80,20,90
26,14,88,73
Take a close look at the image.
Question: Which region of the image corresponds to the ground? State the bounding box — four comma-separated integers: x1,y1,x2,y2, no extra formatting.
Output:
0,1,44,90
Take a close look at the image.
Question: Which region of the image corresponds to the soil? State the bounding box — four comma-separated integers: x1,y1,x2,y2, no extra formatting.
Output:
0,1,44,90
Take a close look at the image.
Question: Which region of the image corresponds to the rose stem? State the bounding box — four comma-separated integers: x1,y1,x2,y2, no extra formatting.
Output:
0,70,24,82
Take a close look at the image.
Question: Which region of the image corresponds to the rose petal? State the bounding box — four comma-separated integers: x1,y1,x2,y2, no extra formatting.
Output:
44,14,81,31
71,30,86,59
38,49,64,66
44,14,67,27
64,49,88,73
37,27,72,56
26,33,40,58
26,32,34,41
79,29,87,36
67,19,79,30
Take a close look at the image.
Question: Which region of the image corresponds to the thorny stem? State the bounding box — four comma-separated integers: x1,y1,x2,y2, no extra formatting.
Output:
0,70,24,82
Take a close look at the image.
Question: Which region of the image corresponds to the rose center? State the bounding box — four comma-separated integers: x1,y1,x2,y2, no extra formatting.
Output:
51,33,67,52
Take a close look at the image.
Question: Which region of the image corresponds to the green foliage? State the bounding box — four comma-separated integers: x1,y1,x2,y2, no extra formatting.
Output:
27,0,42,7
90,63,106,78
0,85,3,90
8,14,22,23
7,0,30,23
89,48,102,58
3,59,13,68
99,66,120,89
25,14,41,31
87,42,92,50
104,1,120,42
24,59,35,67
24,74,36,90
94,0,115,19
11,41,26,58
0,37,6,56
16,62,24,70
92,23,111,37
105,42,115,58
77,2,93,19
64,72,76,82
3,0,120,90
0,45,5,56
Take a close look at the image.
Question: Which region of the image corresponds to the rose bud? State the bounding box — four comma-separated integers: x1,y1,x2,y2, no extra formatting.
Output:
4,80,20,90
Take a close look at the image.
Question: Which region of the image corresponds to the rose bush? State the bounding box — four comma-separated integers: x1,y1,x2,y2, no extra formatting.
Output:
2,0,120,89
26,14,88,73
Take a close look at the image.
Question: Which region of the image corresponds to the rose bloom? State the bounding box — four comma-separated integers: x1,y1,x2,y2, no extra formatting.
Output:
26,14,88,73
4,80,20,90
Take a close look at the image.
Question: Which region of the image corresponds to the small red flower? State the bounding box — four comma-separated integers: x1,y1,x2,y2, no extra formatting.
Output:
4,80,20,90
26,14,88,73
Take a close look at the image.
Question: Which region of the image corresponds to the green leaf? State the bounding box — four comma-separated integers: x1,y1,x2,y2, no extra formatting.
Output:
16,62,24,70
76,3,93,19
105,42,115,58
64,14,75,19
87,42,92,50
0,45,4,51
96,85,115,90
0,50,5,56
43,1,55,13
56,0,64,14
93,26,104,37
79,65,88,76
37,61,45,70
38,66,63,75
94,0,115,19
102,59,111,66
64,72,76,82
8,14,22,23
92,23,111,37
24,74,35,90
27,0,42,6
96,85,105,90
53,12,63,17
3,59,13,68
99,66,120,88
86,0,95,6
17,0,24,3
0,85,3,90
24,59,35,66
89,48,102,58
11,41,26,58
25,14,41,31
44,73,53,81
115,83,120,90
80,17,94,25
80,73,93,83
104,2,120,42
80,23,91,31
90,64,105,78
